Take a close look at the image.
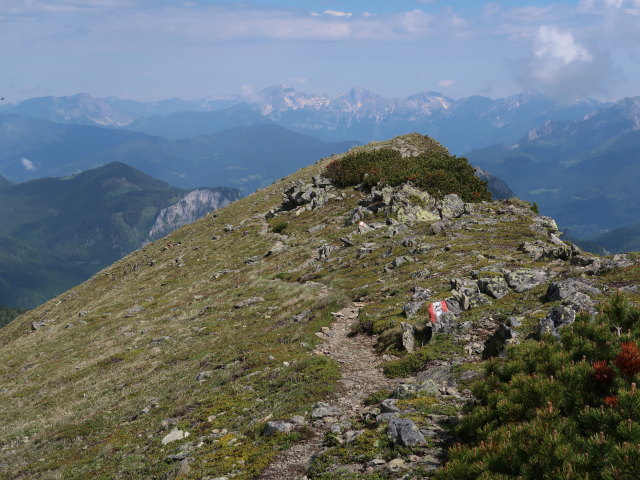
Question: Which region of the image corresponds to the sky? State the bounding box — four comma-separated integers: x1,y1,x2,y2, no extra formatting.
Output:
1,0,639,102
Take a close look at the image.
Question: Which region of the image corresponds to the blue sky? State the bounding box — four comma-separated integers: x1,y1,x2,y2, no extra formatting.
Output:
1,0,639,102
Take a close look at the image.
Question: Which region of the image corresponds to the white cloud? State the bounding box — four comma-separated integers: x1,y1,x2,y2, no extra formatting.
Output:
323,10,352,18
533,26,592,64
438,79,455,87
20,157,36,171
515,25,614,97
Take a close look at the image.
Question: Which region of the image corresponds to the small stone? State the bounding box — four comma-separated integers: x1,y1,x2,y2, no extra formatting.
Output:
387,458,406,471
195,371,212,382
380,399,400,413
263,420,293,437
311,402,342,419
234,297,265,309
162,428,188,445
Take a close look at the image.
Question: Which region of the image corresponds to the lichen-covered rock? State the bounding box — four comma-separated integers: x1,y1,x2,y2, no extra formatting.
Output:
438,194,465,219
368,182,440,223
546,278,602,302
503,268,550,293
482,322,517,359
477,277,510,299
519,239,572,261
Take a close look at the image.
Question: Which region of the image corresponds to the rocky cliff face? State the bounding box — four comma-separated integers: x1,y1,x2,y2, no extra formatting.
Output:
147,188,239,243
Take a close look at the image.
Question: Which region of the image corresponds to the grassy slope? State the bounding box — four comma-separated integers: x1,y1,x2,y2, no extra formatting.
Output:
0,134,638,479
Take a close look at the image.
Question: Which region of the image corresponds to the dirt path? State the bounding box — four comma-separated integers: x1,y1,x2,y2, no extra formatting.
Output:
257,302,395,480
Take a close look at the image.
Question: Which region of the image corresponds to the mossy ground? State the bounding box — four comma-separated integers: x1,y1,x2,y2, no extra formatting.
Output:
1,137,638,479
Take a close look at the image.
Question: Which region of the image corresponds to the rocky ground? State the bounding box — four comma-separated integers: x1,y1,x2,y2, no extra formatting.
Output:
1,134,638,480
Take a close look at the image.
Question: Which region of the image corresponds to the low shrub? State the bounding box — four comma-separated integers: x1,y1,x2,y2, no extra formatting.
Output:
435,294,640,480
324,147,491,203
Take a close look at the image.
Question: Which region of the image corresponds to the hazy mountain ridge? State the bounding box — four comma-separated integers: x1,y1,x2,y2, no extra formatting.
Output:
0,162,239,308
466,97,640,238
3,87,605,153
0,116,358,192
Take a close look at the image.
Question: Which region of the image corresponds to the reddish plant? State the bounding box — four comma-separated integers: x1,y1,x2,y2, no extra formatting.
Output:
593,360,615,385
604,396,618,408
614,342,640,378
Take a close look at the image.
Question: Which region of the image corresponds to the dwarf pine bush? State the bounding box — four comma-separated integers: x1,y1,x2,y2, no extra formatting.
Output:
324,148,492,203
436,294,640,480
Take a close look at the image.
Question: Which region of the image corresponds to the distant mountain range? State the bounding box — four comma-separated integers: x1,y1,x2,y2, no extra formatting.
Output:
1,87,604,153
0,116,357,192
467,97,640,237
0,162,238,308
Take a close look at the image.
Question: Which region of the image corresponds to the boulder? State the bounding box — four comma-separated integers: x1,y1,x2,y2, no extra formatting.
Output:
387,418,427,446
403,302,424,319
263,420,294,437
482,323,517,359
546,278,602,302
538,305,577,338
311,402,342,419
438,194,465,219
401,322,417,353
503,268,550,293
412,286,432,302
477,277,510,299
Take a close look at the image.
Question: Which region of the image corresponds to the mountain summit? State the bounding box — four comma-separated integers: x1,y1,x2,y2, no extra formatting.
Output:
0,134,637,479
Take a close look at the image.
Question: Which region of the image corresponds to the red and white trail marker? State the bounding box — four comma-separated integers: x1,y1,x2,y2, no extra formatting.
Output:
428,301,449,324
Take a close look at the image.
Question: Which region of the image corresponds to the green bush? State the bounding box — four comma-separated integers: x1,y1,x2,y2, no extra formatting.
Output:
324,147,491,203
435,295,640,480
271,220,288,234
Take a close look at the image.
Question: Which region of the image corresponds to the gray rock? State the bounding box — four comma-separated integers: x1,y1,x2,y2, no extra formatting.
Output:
292,310,312,323
344,429,365,444
212,269,236,279
263,420,294,437
162,428,189,445
31,321,48,331
433,311,458,334
340,236,355,247
391,256,414,269
416,365,456,386
234,297,265,308
519,240,571,261
223,224,235,232
401,322,417,353
330,422,352,434
346,206,372,226
403,302,424,319
387,418,427,446
412,286,432,301
311,402,342,419
477,277,510,299
504,268,550,293
482,323,517,359
195,371,212,382
438,194,465,219
539,305,577,338
546,278,602,302
380,399,401,413
418,379,440,396
376,412,400,423
265,241,287,257
318,244,336,260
